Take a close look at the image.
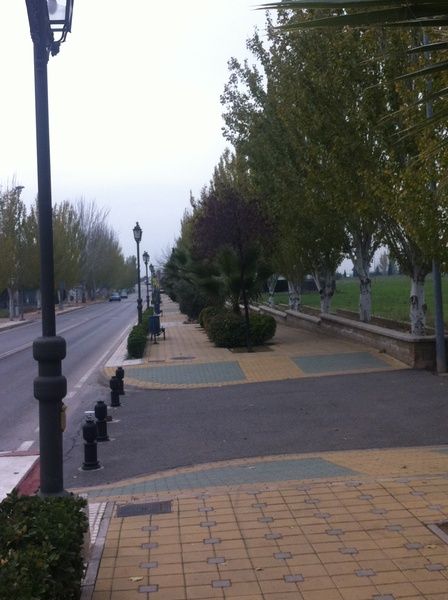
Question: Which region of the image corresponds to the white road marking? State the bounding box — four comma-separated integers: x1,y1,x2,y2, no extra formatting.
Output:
17,441,34,451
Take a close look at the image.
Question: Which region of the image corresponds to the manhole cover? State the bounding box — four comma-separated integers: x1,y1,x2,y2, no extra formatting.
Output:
171,356,196,360
117,501,172,518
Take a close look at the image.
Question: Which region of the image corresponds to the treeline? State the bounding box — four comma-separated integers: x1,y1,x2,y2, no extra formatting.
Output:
0,185,136,315
163,10,448,336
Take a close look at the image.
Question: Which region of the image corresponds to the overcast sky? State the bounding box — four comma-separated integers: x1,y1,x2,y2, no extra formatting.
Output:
0,1,270,271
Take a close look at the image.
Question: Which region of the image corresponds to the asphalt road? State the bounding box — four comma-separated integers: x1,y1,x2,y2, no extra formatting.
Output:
0,300,136,455
64,367,448,489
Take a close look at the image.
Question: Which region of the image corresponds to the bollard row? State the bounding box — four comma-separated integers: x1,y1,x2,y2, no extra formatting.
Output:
81,367,125,471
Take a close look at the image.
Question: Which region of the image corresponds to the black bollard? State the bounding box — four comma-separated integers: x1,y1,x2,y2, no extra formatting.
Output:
94,399,109,442
109,376,121,407
82,411,100,470
115,366,125,395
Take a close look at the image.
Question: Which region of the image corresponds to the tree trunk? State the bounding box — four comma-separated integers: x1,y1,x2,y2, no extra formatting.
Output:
7,288,15,321
242,288,252,352
350,237,374,323
359,275,372,323
287,280,302,311
410,271,426,336
312,269,334,314
267,274,278,308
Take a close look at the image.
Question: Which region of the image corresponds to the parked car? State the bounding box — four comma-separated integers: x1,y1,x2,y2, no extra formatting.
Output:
109,293,121,302
120,291,128,299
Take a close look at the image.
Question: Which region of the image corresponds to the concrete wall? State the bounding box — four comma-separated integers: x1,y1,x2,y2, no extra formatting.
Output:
255,305,443,370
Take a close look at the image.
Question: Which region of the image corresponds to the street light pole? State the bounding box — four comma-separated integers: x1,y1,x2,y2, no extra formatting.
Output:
143,251,150,310
25,0,74,497
133,222,143,324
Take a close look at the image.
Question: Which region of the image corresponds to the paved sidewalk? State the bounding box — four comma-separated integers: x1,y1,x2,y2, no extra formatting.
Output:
74,297,448,599
7,297,448,599
104,296,407,389
74,447,448,600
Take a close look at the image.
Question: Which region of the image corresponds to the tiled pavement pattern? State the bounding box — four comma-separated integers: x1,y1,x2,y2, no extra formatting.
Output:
81,298,446,598
103,297,408,389
76,447,448,600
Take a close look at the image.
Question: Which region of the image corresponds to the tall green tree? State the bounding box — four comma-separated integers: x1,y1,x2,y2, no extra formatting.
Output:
222,13,395,317
53,201,82,307
0,186,33,318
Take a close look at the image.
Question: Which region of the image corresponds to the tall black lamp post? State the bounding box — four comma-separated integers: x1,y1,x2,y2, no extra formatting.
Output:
25,0,74,497
142,251,150,310
133,222,143,324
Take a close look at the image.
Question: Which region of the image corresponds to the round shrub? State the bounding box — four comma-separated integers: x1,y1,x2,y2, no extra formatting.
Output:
0,490,88,600
207,312,247,347
206,311,276,348
127,324,147,358
199,306,225,329
249,313,277,345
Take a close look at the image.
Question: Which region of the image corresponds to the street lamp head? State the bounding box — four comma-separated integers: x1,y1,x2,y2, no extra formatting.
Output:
133,222,142,243
47,0,74,47
26,0,74,56
142,251,149,265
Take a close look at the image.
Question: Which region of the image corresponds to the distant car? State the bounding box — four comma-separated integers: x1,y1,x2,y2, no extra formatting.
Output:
120,291,128,299
109,293,121,302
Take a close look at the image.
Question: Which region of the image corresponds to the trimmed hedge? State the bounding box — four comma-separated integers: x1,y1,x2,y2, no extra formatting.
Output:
0,490,88,600
206,310,276,348
127,323,147,358
250,312,277,345
198,306,223,329
127,308,152,358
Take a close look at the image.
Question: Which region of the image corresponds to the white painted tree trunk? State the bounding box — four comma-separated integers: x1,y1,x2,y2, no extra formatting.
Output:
58,290,64,310
312,269,334,314
267,274,278,308
7,288,15,321
351,238,373,323
410,273,426,336
36,289,41,310
288,280,302,311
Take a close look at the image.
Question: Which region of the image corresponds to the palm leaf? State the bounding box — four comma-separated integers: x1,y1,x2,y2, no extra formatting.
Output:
260,0,448,145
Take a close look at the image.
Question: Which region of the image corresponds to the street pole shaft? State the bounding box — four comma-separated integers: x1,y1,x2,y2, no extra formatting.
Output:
31,29,67,496
33,43,56,338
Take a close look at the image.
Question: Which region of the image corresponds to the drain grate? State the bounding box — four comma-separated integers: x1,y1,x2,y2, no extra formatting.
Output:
117,501,172,518
171,356,196,360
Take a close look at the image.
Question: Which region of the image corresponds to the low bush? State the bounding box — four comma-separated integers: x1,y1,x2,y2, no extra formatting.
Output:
207,311,276,348
198,306,224,329
207,312,246,347
0,490,88,600
127,324,147,358
127,308,152,358
249,312,277,345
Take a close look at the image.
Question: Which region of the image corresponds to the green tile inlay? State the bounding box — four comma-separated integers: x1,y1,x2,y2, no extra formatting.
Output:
87,458,360,498
293,352,390,374
128,361,246,384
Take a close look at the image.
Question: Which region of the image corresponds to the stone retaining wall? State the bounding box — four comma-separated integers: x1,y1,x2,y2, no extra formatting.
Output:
255,305,443,370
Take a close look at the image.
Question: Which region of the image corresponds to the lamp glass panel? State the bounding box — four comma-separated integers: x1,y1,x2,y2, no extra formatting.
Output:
133,225,142,242
47,0,67,22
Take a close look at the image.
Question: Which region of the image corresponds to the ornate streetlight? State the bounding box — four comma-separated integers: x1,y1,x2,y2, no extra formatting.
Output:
142,251,150,310
25,0,74,497
133,223,143,324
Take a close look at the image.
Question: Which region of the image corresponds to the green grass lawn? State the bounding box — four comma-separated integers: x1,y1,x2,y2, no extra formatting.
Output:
266,275,448,327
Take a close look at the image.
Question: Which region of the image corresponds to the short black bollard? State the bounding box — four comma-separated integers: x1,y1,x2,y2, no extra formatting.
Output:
109,376,121,407
82,411,101,470
115,366,125,395
95,399,109,442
